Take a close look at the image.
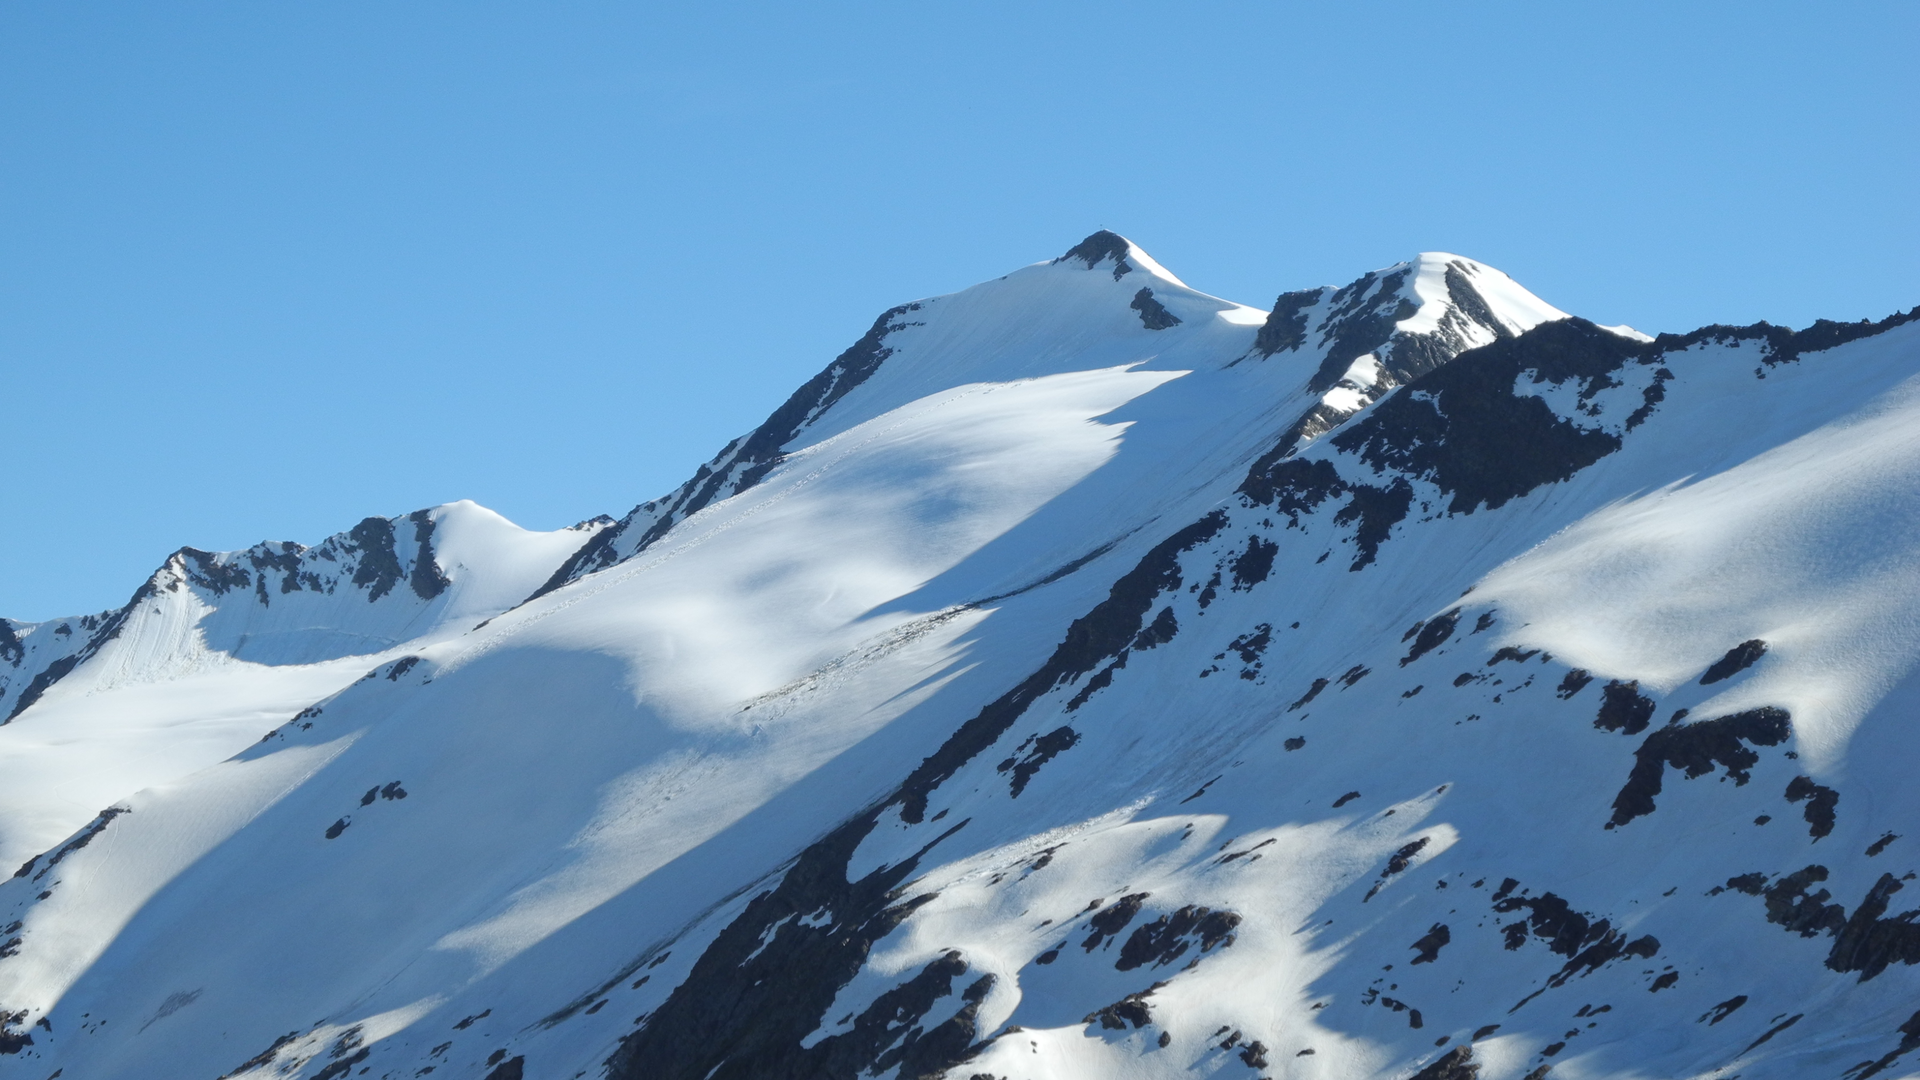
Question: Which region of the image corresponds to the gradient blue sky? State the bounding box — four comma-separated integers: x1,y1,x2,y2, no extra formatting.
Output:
4,2,1916,620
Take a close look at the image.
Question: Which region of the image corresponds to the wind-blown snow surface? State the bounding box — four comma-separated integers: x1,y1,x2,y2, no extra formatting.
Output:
2,234,1919,1080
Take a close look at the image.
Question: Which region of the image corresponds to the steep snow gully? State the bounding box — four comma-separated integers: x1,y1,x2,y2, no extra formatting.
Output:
3,234,1920,1080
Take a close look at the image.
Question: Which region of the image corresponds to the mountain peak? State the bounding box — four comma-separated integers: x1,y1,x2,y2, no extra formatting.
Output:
1253,252,1577,381
1054,229,1188,287
1399,251,1569,340
1056,229,1133,273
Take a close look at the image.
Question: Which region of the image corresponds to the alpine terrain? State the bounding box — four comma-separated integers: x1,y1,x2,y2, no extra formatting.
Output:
4,232,1920,1080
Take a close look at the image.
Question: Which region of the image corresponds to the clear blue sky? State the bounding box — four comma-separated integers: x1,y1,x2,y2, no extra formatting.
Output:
4,2,1916,620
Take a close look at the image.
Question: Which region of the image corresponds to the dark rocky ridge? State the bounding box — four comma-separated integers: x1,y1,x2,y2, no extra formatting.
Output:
1328,318,1641,515
1305,268,1417,391
1657,304,1920,369
1229,303,1920,580
604,509,1234,1080
897,510,1230,824
1251,288,1324,356
3,586,148,723
1233,315,1655,575
530,302,926,600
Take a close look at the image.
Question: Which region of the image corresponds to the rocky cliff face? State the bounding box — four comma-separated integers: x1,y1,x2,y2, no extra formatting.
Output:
0,233,1916,1080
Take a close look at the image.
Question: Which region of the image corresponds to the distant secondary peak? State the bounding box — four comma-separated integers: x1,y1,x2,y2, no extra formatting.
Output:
1246,254,1574,398
1399,253,1569,344
1056,230,1137,280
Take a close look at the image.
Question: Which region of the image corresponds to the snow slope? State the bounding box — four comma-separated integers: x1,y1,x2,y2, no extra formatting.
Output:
0,502,606,868
0,233,1917,1080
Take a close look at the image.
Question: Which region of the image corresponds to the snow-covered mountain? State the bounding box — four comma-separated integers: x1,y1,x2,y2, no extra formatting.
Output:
2,232,1918,1080
0,503,608,869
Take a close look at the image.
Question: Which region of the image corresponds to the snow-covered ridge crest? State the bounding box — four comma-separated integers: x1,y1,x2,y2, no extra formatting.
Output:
534,231,1261,597
0,501,606,722
0,501,604,875
531,235,1564,604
